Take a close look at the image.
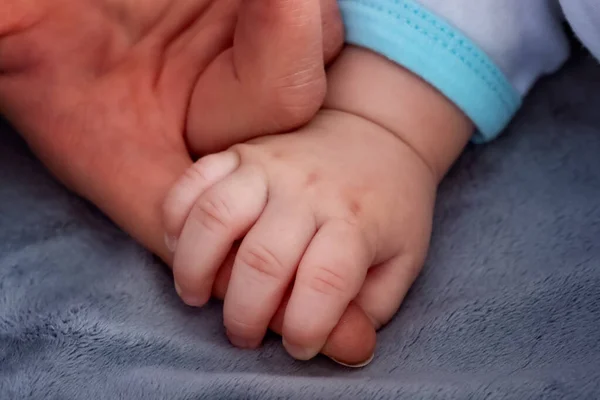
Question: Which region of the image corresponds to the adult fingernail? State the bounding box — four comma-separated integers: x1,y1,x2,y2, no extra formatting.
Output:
282,338,320,361
227,330,261,349
164,234,178,252
329,353,375,368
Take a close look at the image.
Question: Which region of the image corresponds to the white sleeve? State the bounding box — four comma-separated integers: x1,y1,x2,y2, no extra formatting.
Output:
416,0,571,95
560,0,600,61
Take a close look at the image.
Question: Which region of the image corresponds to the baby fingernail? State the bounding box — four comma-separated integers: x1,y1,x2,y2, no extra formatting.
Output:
174,283,208,307
181,296,207,307
174,282,183,297
227,331,260,349
329,353,375,368
164,234,178,252
282,338,320,361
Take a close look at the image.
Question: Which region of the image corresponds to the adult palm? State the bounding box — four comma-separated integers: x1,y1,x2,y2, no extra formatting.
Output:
0,0,375,364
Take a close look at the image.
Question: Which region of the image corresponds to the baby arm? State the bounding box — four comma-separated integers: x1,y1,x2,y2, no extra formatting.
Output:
165,0,599,365
162,44,472,361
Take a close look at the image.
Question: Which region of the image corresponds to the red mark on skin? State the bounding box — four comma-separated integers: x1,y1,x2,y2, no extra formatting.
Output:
343,185,370,218
348,200,362,217
305,171,320,187
271,150,284,159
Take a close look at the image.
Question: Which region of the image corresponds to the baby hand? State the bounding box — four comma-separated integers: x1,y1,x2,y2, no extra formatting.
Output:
163,109,437,361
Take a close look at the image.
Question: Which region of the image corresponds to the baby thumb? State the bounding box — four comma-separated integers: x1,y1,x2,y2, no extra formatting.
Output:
186,0,328,155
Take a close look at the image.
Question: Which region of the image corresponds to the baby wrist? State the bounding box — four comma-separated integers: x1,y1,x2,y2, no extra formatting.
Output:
324,46,473,182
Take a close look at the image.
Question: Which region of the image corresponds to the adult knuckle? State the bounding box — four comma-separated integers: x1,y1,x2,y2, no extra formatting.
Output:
237,244,286,282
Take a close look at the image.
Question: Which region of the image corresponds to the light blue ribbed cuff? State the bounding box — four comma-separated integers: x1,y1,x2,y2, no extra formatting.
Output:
339,0,522,142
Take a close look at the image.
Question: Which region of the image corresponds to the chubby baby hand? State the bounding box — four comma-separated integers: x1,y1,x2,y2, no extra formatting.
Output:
163,108,436,361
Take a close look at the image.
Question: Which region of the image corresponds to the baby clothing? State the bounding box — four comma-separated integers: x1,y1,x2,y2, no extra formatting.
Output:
338,0,600,142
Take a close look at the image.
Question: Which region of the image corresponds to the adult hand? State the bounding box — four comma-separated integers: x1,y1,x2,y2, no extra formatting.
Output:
0,0,376,365
0,0,342,262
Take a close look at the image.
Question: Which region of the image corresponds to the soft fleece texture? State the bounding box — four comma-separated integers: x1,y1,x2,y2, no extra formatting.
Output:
1,51,600,399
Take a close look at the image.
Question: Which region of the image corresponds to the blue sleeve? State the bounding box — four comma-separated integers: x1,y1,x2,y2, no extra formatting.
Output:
338,0,522,143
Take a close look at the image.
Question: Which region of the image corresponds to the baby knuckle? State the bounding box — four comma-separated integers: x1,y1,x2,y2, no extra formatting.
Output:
305,265,352,297
183,159,212,185
161,194,181,231
237,244,286,282
229,143,259,159
340,214,362,231
225,315,263,338
192,194,232,232
284,326,321,349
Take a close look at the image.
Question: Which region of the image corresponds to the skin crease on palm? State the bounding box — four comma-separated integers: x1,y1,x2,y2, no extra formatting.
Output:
0,0,377,365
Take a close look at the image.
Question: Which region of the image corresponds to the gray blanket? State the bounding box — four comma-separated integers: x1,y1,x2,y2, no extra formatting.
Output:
1,52,600,399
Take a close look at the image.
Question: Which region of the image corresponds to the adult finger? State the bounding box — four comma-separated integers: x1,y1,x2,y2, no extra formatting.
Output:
186,0,327,155
172,165,267,306
223,201,317,349
282,219,374,360
0,0,39,37
319,0,344,63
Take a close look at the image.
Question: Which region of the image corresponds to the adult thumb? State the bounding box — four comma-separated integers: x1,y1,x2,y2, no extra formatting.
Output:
0,0,38,36
186,0,336,155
